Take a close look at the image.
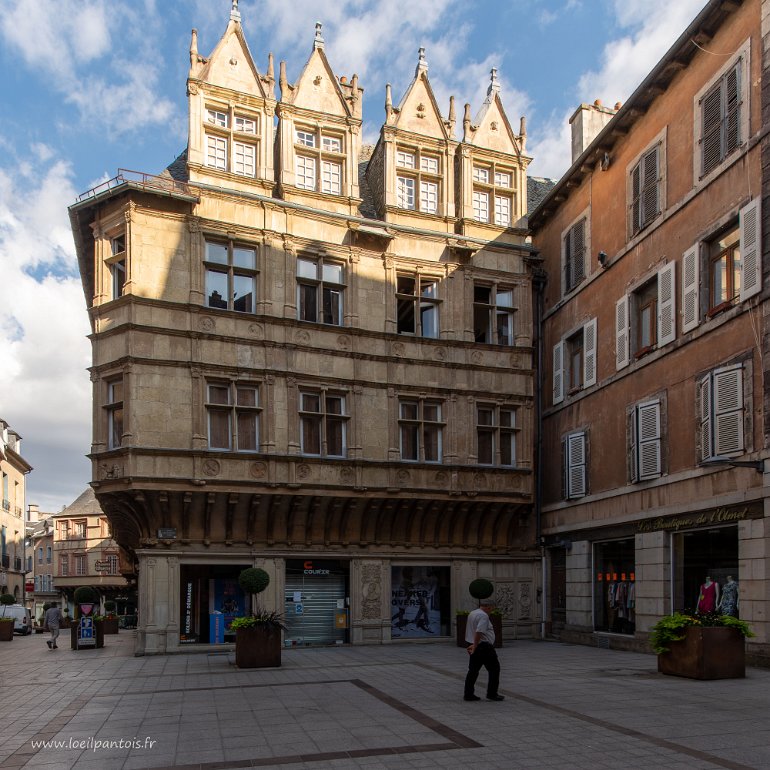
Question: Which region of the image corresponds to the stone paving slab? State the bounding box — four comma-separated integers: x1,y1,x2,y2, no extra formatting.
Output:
1,631,769,769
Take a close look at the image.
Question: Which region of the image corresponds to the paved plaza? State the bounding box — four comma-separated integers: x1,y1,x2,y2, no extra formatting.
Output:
1,630,769,770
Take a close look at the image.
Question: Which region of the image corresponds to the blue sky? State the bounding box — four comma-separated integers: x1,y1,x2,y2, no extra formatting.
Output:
0,0,707,512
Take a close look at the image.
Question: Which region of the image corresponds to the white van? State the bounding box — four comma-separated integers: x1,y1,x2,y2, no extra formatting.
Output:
1,605,32,635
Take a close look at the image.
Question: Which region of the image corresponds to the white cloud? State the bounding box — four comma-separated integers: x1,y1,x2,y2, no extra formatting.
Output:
0,148,92,511
0,0,176,136
528,0,707,180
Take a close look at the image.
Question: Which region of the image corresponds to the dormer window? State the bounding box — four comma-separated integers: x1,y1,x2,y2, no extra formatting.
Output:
294,126,345,195
204,105,259,178
472,162,514,226
395,146,441,215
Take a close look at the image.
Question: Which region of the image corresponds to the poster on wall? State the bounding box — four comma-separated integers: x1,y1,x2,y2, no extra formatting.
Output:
208,578,246,633
390,566,442,638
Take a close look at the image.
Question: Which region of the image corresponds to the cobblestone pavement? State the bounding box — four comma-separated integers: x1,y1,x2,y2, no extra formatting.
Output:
1,630,768,769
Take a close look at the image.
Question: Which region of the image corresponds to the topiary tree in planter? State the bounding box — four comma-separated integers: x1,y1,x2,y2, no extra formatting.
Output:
73,585,99,618
468,579,494,604
101,600,119,634
0,594,15,641
231,567,285,668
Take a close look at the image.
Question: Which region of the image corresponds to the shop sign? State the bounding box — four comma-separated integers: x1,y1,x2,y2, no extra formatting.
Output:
94,561,111,572
183,581,194,637
158,528,177,539
25,580,34,592
302,560,330,576
637,505,755,534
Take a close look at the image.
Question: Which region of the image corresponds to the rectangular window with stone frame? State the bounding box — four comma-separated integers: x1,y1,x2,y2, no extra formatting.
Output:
105,378,124,450
476,404,517,467
294,126,345,194
204,106,259,177
398,398,443,463
206,381,260,452
299,390,347,457
204,239,257,313
297,256,345,326
396,274,440,338
395,147,442,214
473,284,515,345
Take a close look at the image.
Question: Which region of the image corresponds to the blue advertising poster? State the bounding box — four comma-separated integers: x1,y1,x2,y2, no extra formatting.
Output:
208,578,246,633
390,566,442,638
78,617,95,647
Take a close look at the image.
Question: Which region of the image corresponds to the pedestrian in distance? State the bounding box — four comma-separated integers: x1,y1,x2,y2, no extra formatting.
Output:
463,597,504,701
44,604,63,650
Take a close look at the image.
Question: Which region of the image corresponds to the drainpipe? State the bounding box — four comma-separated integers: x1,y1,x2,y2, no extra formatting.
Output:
532,266,547,639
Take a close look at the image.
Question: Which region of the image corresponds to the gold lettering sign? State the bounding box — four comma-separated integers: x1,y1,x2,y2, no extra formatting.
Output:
637,507,750,533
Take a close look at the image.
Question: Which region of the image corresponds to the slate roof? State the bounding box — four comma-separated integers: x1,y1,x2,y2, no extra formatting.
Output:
527,176,556,215
51,487,101,519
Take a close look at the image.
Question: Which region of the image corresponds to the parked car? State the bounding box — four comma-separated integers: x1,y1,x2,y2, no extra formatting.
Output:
1,605,33,635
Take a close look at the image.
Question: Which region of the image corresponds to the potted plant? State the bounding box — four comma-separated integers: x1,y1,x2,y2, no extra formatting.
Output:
71,586,105,649
232,567,284,668
101,601,119,634
0,593,16,642
652,610,754,680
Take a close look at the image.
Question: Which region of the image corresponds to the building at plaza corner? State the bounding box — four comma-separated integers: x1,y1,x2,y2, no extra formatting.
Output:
68,2,540,655
530,0,770,664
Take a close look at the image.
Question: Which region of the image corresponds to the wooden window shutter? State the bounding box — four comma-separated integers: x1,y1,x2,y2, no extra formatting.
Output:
566,432,586,499
637,400,662,480
739,198,761,301
641,146,659,228
681,244,700,332
629,409,638,484
713,365,744,455
701,82,722,176
583,318,597,387
572,218,586,286
700,374,713,461
553,341,565,405
725,61,740,155
630,161,642,235
615,295,629,370
657,262,676,346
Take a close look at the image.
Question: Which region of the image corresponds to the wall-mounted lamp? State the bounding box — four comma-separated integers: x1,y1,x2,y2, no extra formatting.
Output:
598,251,608,268
600,152,611,171
701,455,764,473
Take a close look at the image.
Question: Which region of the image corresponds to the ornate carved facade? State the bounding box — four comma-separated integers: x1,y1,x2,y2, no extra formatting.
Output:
70,3,539,654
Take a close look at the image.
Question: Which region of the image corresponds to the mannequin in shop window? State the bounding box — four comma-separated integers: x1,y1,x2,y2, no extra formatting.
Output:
718,575,739,617
696,575,720,614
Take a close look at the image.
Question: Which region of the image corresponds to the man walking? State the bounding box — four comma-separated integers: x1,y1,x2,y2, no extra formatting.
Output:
464,598,504,701
44,603,63,650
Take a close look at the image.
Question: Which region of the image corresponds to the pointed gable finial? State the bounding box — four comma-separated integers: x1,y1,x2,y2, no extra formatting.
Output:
230,0,241,22
488,67,501,97
415,47,428,76
314,21,325,50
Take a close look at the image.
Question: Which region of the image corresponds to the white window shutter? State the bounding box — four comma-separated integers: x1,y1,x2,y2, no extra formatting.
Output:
713,365,744,455
583,318,597,387
615,295,629,370
553,341,565,405
657,262,676,346
566,432,586,499
700,374,712,461
739,198,761,301
682,244,700,333
629,410,638,484
637,400,662,480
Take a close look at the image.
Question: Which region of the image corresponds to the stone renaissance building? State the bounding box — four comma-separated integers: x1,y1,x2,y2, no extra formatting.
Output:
69,3,540,654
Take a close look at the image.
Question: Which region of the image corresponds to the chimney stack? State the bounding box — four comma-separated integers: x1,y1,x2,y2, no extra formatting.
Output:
569,99,618,163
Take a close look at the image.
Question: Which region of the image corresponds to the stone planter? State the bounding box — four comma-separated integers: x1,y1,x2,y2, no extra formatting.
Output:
0,621,14,641
657,626,745,680
455,613,502,648
235,626,282,668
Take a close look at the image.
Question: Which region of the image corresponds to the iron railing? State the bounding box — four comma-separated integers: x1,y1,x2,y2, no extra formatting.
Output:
77,168,194,202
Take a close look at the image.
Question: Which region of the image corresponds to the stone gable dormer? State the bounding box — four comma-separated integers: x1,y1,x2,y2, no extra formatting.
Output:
186,2,277,194
276,23,363,215
366,48,458,231
457,69,531,240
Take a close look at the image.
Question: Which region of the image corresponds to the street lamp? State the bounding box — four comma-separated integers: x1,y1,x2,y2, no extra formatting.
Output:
701,455,765,473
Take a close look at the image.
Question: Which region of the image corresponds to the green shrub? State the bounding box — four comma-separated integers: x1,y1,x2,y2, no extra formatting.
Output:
651,611,754,654
0,593,16,606
74,586,99,604
239,567,270,596
468,578,494,602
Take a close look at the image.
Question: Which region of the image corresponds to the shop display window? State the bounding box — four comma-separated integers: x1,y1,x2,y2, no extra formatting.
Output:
390,565,451,639
594,540,635,634
671,526,738,616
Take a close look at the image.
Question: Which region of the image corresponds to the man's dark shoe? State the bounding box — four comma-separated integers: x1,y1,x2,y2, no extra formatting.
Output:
486,694,505,701
463,694,481,701
46,641,52,649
